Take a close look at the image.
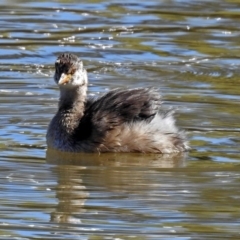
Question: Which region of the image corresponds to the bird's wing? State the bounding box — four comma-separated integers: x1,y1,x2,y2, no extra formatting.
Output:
76,88,162,140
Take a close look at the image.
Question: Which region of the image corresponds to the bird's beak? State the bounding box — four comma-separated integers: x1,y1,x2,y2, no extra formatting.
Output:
58,73,71,85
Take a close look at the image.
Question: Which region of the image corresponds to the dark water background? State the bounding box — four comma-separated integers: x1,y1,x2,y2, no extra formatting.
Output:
0,0,240,239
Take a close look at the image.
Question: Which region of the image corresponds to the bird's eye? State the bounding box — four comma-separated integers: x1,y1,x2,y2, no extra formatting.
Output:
55,63,60,71
55,66,59,74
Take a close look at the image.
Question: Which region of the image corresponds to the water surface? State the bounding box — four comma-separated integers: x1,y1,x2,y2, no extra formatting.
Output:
0,0,240,239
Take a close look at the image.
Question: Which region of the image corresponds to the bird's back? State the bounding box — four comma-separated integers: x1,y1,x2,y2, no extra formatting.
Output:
74,88,189,153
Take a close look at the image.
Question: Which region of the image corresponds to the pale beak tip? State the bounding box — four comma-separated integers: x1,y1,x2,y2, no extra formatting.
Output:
58,74,70,85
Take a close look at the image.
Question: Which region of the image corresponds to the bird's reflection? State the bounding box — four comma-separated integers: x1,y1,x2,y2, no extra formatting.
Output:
47,149,188,224
47,149,187,167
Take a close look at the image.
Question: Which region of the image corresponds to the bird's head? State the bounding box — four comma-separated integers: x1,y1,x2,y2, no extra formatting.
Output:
54,53,88,88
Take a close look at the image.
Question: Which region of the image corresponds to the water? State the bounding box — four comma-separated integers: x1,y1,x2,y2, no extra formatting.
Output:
0,0,240,239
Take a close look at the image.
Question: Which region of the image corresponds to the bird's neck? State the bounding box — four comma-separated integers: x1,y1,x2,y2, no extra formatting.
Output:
58,85,87,134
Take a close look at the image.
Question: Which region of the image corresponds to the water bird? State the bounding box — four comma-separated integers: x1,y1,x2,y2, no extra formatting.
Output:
47,53,189,153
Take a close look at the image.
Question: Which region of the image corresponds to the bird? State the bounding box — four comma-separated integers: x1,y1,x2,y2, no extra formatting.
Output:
46,53,190,153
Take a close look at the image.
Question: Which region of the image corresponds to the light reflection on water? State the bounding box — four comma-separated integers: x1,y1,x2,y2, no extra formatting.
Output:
0,0,240,239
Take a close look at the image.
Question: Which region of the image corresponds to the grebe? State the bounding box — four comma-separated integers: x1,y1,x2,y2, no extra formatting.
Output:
46,53,189,153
